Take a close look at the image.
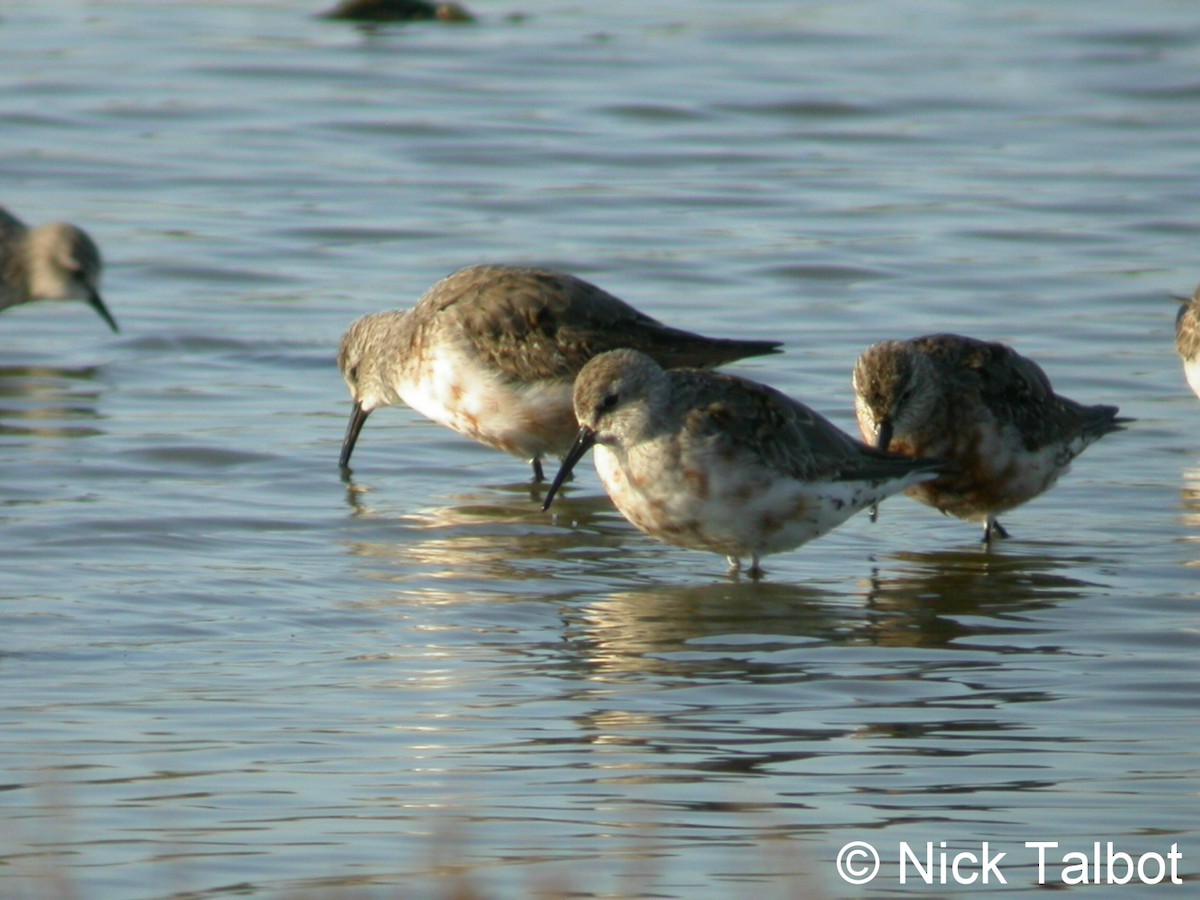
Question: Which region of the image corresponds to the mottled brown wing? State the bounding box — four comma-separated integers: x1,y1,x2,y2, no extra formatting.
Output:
672,369,921,483
439,265,779,383
0,207,25,234
914,333,1082,450
1177,297,1200,360
0,207,26,280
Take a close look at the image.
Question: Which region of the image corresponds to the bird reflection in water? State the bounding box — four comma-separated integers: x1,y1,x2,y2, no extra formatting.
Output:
1179,466,1200,568
553,549,1097,684
0,364,106,440
560,579,841,678
859,546,1102,649
339,474,637,584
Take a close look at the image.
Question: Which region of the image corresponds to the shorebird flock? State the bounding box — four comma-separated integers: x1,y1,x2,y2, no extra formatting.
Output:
334,264,1146,577
7,198,1186,578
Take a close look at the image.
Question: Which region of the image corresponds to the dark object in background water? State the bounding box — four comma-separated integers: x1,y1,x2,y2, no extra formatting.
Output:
319,0,475,22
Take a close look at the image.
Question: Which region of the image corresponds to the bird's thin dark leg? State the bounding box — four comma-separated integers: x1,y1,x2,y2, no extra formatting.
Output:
982,517,1010,545
531,457,545,483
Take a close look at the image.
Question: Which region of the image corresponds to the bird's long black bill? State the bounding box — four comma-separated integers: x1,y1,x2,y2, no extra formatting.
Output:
869,420,896,524
87,287,119,333
874,419,894,452
339,401,371,469
541,427,596,512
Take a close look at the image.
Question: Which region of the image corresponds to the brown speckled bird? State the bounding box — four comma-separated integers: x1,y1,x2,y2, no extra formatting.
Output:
337,264,782,480
542,348,944,578
852,333,1127,544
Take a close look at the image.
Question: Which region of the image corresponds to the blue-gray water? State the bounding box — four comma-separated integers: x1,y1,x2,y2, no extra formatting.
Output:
2,2,1198,897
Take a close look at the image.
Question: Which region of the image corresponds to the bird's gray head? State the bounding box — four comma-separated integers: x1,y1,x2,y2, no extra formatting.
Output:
336,311,412,469
1175,285,1200,326
572,348,671,447
541,348,671,512
337,311,407,413
26,223,118,331
27,223,101,301
852,340,935,450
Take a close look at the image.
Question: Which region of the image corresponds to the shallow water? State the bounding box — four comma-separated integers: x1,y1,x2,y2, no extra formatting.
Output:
2,1,1199,897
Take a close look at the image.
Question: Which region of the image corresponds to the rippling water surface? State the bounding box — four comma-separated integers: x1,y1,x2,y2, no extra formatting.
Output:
3,1,1199,897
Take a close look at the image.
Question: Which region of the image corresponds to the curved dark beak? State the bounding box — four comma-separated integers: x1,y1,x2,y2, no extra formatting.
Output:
339,401,371,469
875,419,894,452
87,285,119,333
541,426,596,512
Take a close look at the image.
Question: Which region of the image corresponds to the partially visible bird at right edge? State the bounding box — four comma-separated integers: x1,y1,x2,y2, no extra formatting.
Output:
1174,286,1200,400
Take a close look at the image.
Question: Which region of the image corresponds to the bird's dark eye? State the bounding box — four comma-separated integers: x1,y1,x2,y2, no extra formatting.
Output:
349,366,359,382
598,392,619,413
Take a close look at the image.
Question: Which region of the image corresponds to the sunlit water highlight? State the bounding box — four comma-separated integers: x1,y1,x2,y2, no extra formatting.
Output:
2,2,1199,897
